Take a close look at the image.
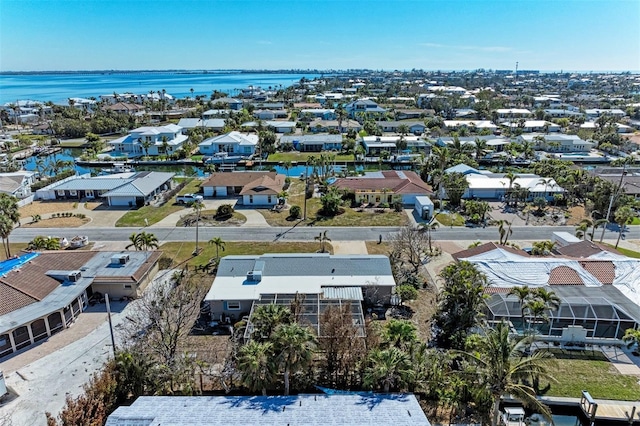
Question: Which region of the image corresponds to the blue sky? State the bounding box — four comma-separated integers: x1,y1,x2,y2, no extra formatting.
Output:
1,0,638,72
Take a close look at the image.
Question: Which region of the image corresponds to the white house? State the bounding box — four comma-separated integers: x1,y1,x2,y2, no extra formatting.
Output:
376,121,427,135
495,108,532,122
345,99,387,119
108,124,187,157
501,120,560,133
198,132,258,156
280,134,343,152
519,134,594,153
177,118,226,132
361,135,429,155
585,108,626,120
0,171,37,198
443,120,498,131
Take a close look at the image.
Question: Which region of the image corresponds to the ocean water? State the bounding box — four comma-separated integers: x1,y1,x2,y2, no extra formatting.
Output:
0,71,320,104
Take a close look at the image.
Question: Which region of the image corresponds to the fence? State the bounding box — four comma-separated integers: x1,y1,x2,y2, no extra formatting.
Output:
17,195,34,207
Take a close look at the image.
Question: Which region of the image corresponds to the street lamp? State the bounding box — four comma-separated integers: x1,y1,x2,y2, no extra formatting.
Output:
303,161,308,221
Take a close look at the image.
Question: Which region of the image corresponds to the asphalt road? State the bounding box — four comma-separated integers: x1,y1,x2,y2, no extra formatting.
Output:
10,224,636,243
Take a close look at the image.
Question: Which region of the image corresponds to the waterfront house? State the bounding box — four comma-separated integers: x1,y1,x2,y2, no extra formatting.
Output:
501,120,560,133
333,170,433,206
376,121,427,135
0,250,162,360
279,134,343,152
519,133,594,153
443,120,498,132
345,99,387,119
239,173,286,206
104,102,145,116
309,118,362,133
361,135,429,155
201,171,280,198
108,124,187,157
198,131,258,156
36,171,174,207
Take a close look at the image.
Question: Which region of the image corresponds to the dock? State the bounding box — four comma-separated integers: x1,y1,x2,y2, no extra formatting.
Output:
536,392,640,424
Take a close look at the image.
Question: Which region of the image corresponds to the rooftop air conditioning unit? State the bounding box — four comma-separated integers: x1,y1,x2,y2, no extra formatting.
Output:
246,271,262,282
110,254,130,265
68,270,82,282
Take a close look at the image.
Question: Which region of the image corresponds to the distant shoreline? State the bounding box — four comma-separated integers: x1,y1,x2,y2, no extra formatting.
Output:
0,69,333,76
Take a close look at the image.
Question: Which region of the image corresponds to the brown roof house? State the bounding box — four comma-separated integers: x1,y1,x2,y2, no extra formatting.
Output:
201,172,285,207
0,250,161,359
333,170,433,206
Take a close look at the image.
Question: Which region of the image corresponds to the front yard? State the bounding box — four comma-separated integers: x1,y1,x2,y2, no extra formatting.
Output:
259,179,409,227
115,178,201,227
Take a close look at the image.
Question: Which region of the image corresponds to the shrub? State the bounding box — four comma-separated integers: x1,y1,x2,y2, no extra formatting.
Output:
289,205,302,219
158,256,173,269
393,201,403,212
216,204,234,218
379,202,389,209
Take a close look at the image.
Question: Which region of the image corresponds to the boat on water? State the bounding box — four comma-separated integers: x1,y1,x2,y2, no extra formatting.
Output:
101,162,135,174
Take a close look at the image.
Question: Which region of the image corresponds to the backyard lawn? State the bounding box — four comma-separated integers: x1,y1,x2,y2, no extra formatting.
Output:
542,349,640,400
260,179,409,227
158,241,330,268
267,152,353,162
115,178,201,227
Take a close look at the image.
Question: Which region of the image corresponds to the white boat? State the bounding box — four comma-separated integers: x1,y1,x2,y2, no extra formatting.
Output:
101,162,135,174
70,235,89,248
502,407,526,426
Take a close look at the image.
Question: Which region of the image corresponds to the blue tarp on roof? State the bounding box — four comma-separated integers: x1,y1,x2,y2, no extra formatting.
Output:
0,252,39,276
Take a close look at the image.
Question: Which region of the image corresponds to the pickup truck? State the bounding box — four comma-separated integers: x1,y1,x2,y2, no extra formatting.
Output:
176,194,204,205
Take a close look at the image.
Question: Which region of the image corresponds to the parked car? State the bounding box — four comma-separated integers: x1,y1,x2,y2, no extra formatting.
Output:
176,194,203,205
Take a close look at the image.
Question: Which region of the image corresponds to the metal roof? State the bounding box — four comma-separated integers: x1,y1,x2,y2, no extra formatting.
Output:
106,394,431,426
101,172,174,198
322,286,363,301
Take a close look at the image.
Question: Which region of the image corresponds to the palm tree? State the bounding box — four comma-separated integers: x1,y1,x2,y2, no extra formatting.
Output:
381,319,418,350
273,323,316,395
462,322,555,426
282,160,292,177
419,220,439,254
314,230,331,253
505,172,518,207
126,231,158,251
251,304,293,342
497,220,513,245
126,232,142,250
615,205,635,248
473,137,489,160
508,286,531,334
140,138,152,159
237,341,276,396
0,194,20,258
534,287,561,312
363,347,414,393
208,237,226,259
538,178,553,200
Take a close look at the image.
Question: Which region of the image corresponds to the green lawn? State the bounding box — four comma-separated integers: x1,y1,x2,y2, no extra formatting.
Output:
267,152,353,162
435,212,465,227
630,217,640,225
158,241,330,268
259,180,408,227
542,349,640,400
604,243,640,258
190,155,204,162
176,210,246,227
115,179,201,227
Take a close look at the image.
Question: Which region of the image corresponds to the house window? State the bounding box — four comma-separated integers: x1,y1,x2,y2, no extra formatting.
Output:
124,284,132,290
57,190,65,197
69,190,77,197
225,301,241,310
249,195,253,203
86,190,94,198
268,195,272,203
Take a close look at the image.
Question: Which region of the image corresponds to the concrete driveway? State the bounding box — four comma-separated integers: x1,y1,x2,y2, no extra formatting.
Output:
79,204,130,228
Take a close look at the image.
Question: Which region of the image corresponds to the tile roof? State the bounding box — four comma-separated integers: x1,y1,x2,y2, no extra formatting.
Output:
452,242,527,261
202,171,277,187
548,266,585,285
579,260,615,285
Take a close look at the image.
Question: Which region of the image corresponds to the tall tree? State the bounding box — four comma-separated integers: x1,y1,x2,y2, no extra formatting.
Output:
0,194,20,259
208,237,226,259
273,323,316,395
314,230,331,253
434,261,488,349
237,341,276,396
441,172,469,208
363,347,414,393
614,205,635,248
462,322,555,426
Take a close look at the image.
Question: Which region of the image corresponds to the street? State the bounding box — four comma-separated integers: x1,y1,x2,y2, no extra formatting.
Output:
10,224,636,243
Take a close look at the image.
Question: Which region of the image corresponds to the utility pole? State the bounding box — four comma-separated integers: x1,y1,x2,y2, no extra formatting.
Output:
105,294,116,357
600,161,629,242
303,161,308,220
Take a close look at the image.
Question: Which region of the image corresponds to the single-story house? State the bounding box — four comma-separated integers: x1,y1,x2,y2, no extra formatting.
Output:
452,242,640,340
106,394,431,426
36,171,174,207
580,121,633,133
253,109,288,120
204,253,397,324
376,121,427,135
309,119,362,133
519,134,594,153
239,174,286,206
108,124,187,157
333,170,433,205
495,108,532,122
0,171,37,198
0,250,162,359
199,132,258,156
585,108,626,120
443,120,498,132
209,97,243,110
201,171,281,197
104,102,145,116
241,121,297,133
280,134,343,152
300,108,336,120
361,136,429,155
501,120,560,133
463,172,564,201
177,118,226,132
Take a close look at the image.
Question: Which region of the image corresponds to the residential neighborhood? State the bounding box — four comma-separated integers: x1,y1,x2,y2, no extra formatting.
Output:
3,67,640,426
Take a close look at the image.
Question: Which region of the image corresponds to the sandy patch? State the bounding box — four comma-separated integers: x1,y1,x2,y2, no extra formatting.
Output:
22,217,91,228
565,205,589,225
20,201,77,216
